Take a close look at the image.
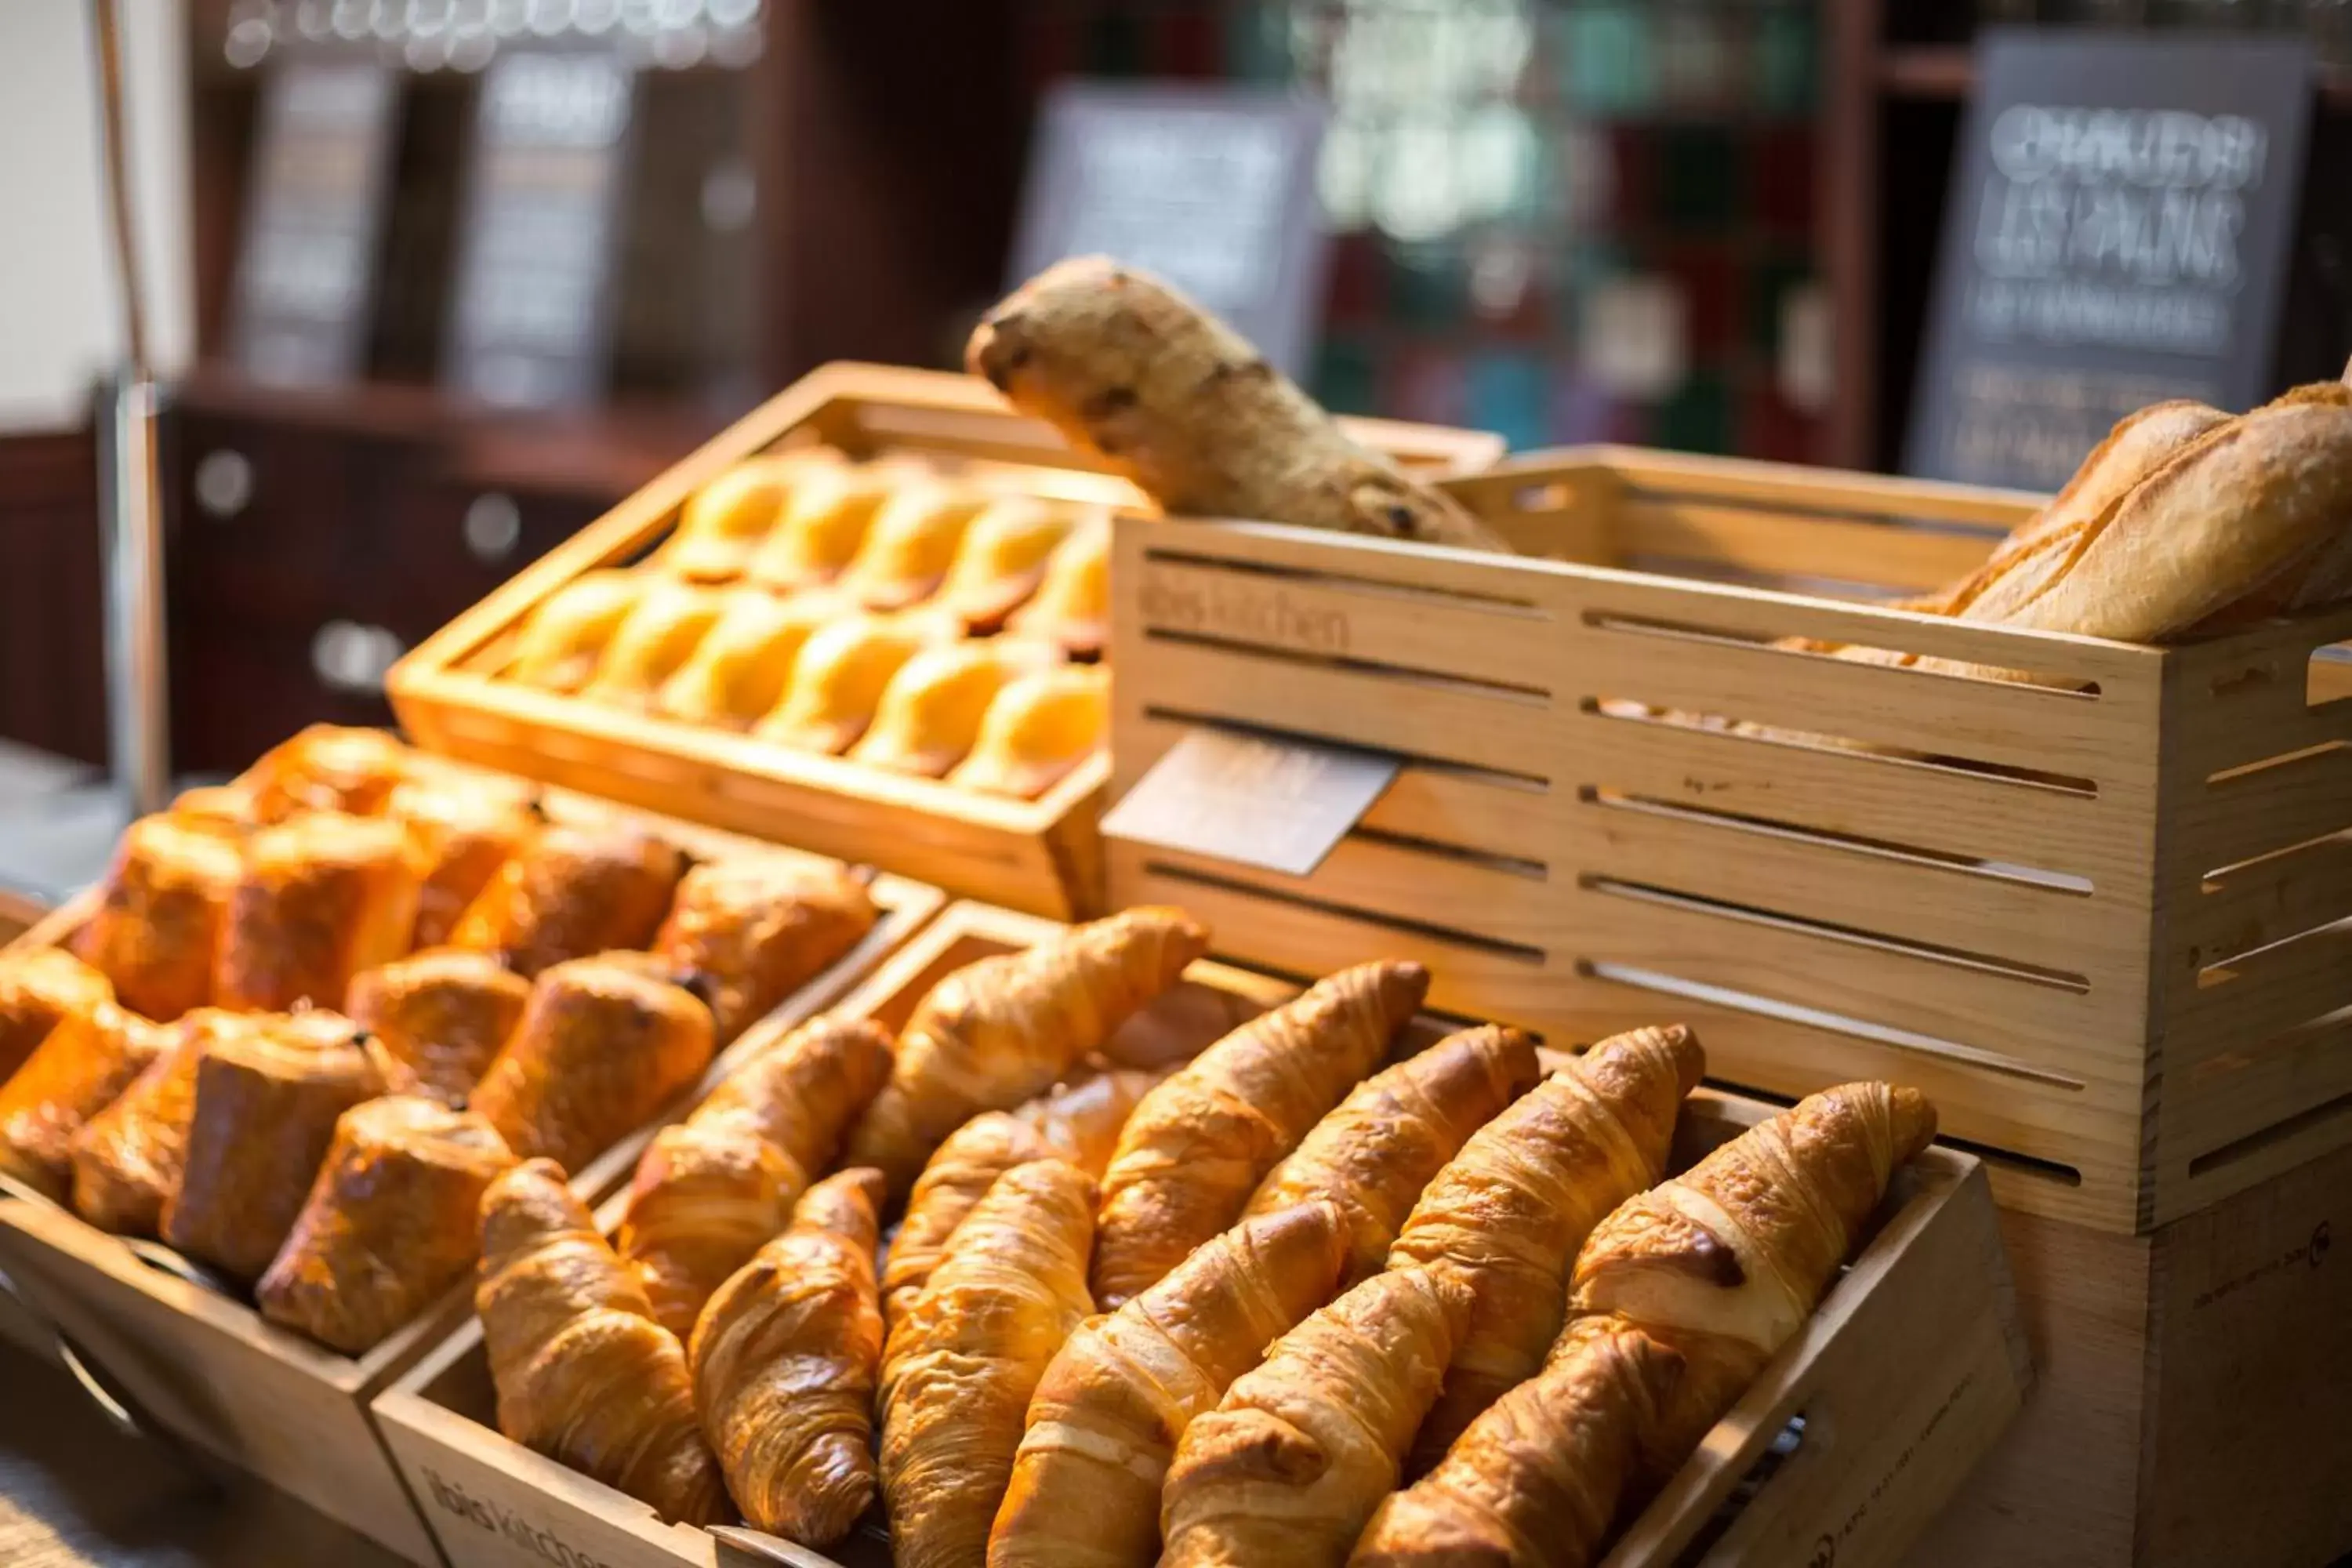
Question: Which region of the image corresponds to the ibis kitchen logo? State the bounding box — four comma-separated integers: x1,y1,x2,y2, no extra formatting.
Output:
1138,564,1350,656
423,1466,620,1568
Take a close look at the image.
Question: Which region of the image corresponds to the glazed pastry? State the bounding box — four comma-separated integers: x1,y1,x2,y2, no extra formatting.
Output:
1091,959,1428,1308
162,1010,388,1279
1008,511,1111,658
938,496,1076,632
169,783,256,833
662,453,833,583
751,615,931,755
689,1167,887,1547
880,1160,1097,1568
347,949,533,1107
844,906,1209,1196
470,955,717,1176
946,664,1111,800
256,1096,518,1354
69,1008,257,1236
684,1014,897,1177
388,769,542,949
1244,1024,1541,1284
1159,1266,1473,1568
241,724,412,822
884,1065,1163,1326
448,821,686,978
582,581,728,711
745,463,898,593
477,1159,729,1526
0,1002,164,1201
71,814,242,1021
0,947,116,1083
507,570,645,693
987,1202,1349,1568
1388,1025,1704,1470
650,858,880,1043
214,812,422,1013
653,589,832,731
848,641,1059,779
834,481,989,612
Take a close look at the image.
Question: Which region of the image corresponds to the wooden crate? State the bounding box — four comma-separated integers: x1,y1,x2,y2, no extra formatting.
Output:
388,362,1502,920
1105,445,2352,1236
374,901,2027,1568
0,767,942,1563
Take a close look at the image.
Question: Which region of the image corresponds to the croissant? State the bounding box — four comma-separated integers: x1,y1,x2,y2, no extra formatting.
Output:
938,496,1076,632
946,664,1112,799
1160,1265,1472,1568
0,946,116,1083
388,768,542,948
162,1011,389,1279
662,453,833,583
884,1065,1163,1324
880,1159,1097,1568
746,463,897,593
70,813,242,1021
507,570,645,693
1008,508,1109,657
835,481,989,612
848,641,1058,778
1091,959,1428,1308
477,1159,729,1525
752,615,931,754
684,1014,897,1176
689,1167,887,1546
256,1096,518,1353
653,589,831,731
241,724,412,822
448,821,686,978
651,858,880,1043
1245,1024,1539,1285
988,1201,1349,1568
348,949,532,1108
845,906,1209,1196
69,1008,256,1235
213,812,422,1013
0,1001,164,1201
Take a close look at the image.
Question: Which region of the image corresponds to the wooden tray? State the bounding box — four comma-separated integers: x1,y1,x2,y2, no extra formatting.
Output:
1105,445,2352,1236
0,762,942,1563
387,362,1503,921
374,901,2027,1568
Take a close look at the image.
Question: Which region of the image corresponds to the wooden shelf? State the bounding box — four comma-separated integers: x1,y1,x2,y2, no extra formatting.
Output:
1879,42,2352,108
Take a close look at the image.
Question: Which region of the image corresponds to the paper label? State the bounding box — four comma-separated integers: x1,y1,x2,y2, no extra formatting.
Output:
1102,728,1399,880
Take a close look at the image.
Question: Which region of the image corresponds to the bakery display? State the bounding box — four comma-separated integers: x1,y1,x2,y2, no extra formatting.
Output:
0,987,163,1200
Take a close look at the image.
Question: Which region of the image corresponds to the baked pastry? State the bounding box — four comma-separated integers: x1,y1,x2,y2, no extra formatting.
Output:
162,1010,389,1279
71,814,242,1021
938,496,1076,632
0,1001,164,1201
256,1096,518,1353
448,821,686,978
476,1159,729,1526
241,724,412,822
848,641,1058,779
506,570,644,693
650,858,880,1043
581,581,728,711
1243,1023,1540,1284
946,664,1111,800
653,589,832,731
844,906,1209,1196
745,463,897,593
388,768,542,949
347,949,532,1107
987,1201,1349,1568
751,615,931,755
835,481,989,612
0,947,116,1083
1159,1265,1473,1568
470,955,717,1176
689,1167,887,1547
1008,512,1112,658
880,1160,1097,1568
682,1014,896,1177
1387,1024,1704,1469
169,783,256,833
69,1008,257,1235
1091,959,1428,1308
214,812,422,1013
662,453,833,583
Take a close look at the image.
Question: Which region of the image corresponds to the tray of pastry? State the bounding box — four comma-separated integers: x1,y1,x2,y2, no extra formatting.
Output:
0,724,943,1563
374,898,2027,1568
386,361,1504,922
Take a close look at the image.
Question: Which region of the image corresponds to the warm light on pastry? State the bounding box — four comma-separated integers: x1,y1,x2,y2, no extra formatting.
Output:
746,463,898,593
936,495,1076,631
752,614,932,755
835,480,990,612
507,569,644,693
662,451,837,584
213,811,422,1014
848,640,1058,779
583,581,729,710
946,663,1112,800
653,588,833,731
71,814,242,1022
1007,510,1111,658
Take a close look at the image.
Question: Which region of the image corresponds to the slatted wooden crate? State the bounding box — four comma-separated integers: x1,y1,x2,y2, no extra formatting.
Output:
389,361,1502,920
374,900,2025,1568
1107,445,2352,1236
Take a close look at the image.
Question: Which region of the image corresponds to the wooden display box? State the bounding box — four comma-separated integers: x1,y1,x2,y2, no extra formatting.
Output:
0,774,941,1564
1105,446,2352,1237
388,362,1503,921
375,901,2027,1568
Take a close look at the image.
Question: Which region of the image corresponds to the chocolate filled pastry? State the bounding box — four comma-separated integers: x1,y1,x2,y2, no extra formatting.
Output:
71,814,243,1022
469,955,717,1175
0,947,117,1084
651,858,879,1043
161,1010,389,1279
214,812,423,1013
347,949,533,1107
448,822,688,978
0,1001,164,1201
70,1008,260,1236
256,1095,519,1353
241,724,412,822
389,768,543,949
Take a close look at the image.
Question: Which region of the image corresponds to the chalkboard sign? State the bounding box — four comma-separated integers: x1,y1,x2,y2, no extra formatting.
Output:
445,49,634,410
1010,82,1329,380
1906,32,2314,492
227,58,398,387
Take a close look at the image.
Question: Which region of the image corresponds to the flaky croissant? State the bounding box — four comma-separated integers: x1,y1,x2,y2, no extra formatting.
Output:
477,1159,729,1526
846,906,1208,1196
651,858,879,1044
507,571,645,693
988,1201,1349,1568
448,822,686,978
1245,1024,1539,1284
880,1159,1097,1568
1092,959,1428,1309
348,949,531,1108
1160,1265,1472,1568
0,1000,164,1201
213,811,422,1013
689,1167,887,1547
1387,1025,1704,1471
0,947,116,1083
70,813,241,1022
69,1008,256,1235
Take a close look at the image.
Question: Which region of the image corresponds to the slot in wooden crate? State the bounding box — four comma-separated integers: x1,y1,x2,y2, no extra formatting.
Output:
1106,445,2352,1236
374,901,2026,1568
389,362,1502,920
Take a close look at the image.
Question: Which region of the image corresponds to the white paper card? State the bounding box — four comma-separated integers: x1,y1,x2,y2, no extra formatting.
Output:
1101,728,1401,880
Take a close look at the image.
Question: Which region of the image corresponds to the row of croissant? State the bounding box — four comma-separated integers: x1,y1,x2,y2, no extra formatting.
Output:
0,726,880,1354
481,905,1937,1568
